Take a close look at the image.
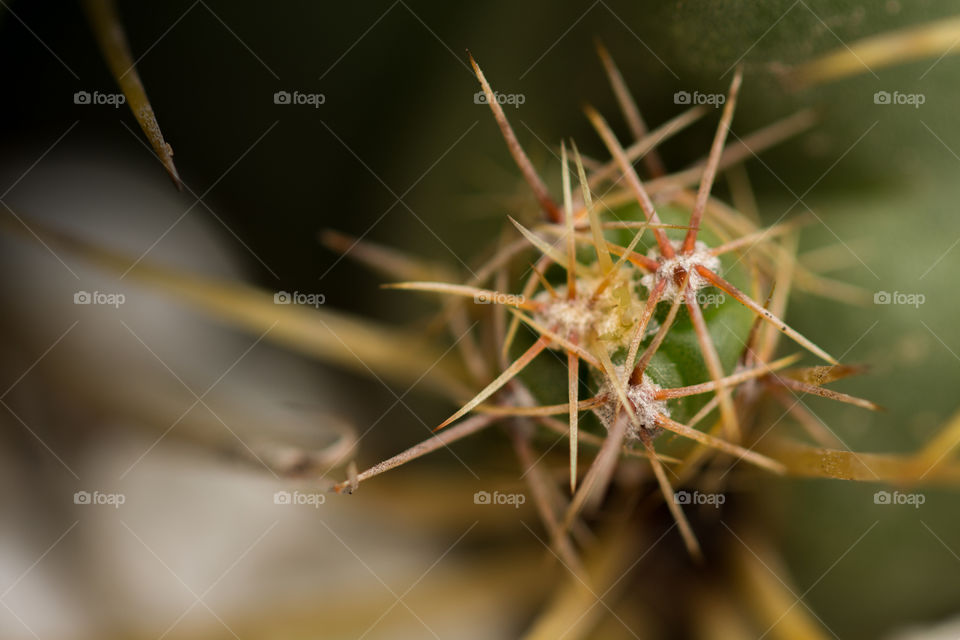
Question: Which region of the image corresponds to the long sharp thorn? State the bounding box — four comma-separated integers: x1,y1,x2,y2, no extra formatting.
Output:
686,288,741,441
601,239,660,272
333,414,496,492
493,260,510,370
644,109,817,198
782,363,868,386
708,217,810,257
562,348,640,527
435,335,550,432
537,415,682,464
470,54,561,222
770,375,883,411
476,396,605,417
655,414,785,474
509,217,586,275
84,0,182,189
595,40,666,177
563,406,630,530
591,223,647,300
561,141,577,298
787,17,960,88
759,234,798,364
695,265,838,364
687,395,722,429
765,388,837,447
584,105,675,258
626,277,666,375
572,140,614,273
657,353,802,399
726,162,761,224
739,279,777,367
530,262,558,298
589,105,708,187
320,229,447,281
632,273,690,381
640,433,702,561
502,254,549,362
581,348,643,512
682,66,743,254
510,429,584,575
917,406,960,465
568,349,580,494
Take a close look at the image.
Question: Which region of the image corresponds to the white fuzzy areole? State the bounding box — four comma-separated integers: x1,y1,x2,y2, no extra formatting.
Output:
532,271,642,346
534,295,601,338
640,240,720,302
593,367,670,439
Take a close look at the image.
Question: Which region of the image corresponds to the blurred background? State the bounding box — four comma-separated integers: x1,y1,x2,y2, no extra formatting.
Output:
2,1,960,638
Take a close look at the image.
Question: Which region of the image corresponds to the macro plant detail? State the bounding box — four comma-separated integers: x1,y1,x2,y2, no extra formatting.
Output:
7,3,960,638
328,49,880,561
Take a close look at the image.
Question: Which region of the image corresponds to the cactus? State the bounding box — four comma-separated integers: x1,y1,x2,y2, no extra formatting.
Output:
8,8,960,635
328,48,882,562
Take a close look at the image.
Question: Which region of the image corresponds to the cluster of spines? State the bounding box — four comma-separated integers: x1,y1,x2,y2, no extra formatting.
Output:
330,47,879,562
